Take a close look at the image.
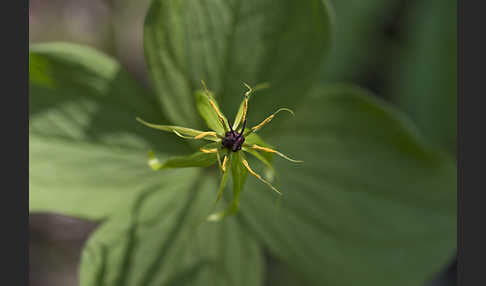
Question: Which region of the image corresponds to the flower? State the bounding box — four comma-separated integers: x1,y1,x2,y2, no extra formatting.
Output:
137,80,302,221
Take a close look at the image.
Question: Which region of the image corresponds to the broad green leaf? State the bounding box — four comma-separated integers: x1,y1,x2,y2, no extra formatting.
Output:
80,174,264,286
240,84,456,286
321,0,401,82
144,0,333,127
388,0,456,154
29,42,192,219
195,90,228,134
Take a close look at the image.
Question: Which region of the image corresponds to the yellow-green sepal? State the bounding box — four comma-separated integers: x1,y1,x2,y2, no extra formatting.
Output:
195,90,228,135
147,144,218,170
215,153,231,203
207,151,248,222
137,117,219,141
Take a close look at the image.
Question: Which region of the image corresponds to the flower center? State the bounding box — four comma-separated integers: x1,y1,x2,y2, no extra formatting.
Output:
222,130,245,152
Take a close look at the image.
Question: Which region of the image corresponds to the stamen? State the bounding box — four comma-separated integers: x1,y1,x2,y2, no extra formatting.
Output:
241,83,251,124
252,115,273,133
208,100,228,130
200,147,218,154
241,96,248,126
248,108,294,135
250,144,303,163
221,155,229,172
242,147,275,172
242,159,281,195
195,131,217,139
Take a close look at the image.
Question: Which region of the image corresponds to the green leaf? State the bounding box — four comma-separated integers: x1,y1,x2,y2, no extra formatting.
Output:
144,0,333,127
321,0,400,82
195,90,228,134
80,175,264,286
388,0,457,154
240,84,456,286
29,42,192,219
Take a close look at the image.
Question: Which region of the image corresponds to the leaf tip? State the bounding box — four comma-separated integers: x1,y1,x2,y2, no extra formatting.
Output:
147,150,162,170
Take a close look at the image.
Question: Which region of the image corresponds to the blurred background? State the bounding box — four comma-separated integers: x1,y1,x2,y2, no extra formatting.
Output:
29,0,457,285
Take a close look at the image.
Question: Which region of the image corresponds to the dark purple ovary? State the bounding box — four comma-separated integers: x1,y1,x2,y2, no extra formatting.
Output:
222,131,245,152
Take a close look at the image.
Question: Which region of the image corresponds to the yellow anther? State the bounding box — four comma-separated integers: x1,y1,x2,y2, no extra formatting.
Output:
249,108,294,134
242,159,281,195
195,131,217,139
241,96,249,126
251,115,274,132
242,159,261,179
251,144,303,163
200,147,218,154
201,80,228,131
208,99,228,130
222,155,229,172
251,144,277,154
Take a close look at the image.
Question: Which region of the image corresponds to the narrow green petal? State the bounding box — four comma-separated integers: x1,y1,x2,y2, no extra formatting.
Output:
197,81,229,134
195,90,228,134
136,117,219,141
207,151,248,222
148,148,218,170
206,161,231,222
216,158,231,203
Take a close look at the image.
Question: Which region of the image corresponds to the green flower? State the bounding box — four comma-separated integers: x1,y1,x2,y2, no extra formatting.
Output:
137,81,301,221
29,0,456,285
